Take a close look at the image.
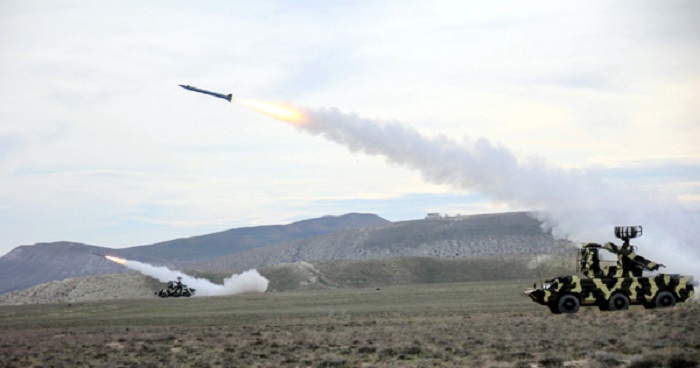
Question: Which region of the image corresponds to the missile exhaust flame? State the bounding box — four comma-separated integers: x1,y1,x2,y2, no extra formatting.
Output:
234,98,306,123
105,255,127,265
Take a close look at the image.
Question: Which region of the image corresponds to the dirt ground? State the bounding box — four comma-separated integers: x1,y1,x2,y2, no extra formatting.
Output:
1,281,698,367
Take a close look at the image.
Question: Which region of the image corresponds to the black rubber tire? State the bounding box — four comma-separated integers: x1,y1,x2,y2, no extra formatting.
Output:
549,303,562,314
558,295,580,314
654,291,676,308
608,293,630,311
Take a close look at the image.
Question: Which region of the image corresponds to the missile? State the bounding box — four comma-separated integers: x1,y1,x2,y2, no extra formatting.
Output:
92,252,106,257
179,84,233,102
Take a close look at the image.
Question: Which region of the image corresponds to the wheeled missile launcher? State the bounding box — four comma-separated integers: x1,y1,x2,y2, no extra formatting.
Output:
155,277,196,298
525,226,695,314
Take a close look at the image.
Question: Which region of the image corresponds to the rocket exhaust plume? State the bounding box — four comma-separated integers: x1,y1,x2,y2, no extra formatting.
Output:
103,256,268,296
105,255,127,265
238,103,700,277
234,98,306,123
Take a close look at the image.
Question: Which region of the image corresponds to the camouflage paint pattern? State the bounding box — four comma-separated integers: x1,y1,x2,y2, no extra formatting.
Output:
580,243,661,278
525,231,695,313
155,278,196,298
525,274,694,309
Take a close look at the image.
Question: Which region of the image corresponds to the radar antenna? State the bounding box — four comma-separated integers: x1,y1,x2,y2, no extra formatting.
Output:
614,226,642,245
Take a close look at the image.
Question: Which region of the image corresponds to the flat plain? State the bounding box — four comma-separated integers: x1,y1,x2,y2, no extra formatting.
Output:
1,280,698,367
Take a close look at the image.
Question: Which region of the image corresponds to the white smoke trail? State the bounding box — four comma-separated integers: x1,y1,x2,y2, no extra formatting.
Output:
286,107,700,276
122,260,268,296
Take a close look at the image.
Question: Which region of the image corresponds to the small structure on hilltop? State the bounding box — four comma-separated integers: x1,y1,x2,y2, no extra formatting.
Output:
524,226,695,314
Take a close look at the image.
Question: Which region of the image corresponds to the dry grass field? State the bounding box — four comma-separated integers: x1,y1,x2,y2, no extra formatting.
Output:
1,280,698,367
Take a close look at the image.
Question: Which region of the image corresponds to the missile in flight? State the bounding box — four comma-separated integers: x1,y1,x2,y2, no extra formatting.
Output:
179,84,233,102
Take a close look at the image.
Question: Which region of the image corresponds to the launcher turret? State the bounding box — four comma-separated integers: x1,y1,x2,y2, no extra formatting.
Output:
580,226,663,278
155,276,195,298
525,225,694,313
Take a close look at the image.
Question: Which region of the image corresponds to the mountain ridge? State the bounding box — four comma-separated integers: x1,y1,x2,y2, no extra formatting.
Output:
125,213,389,261
0,213,389,294
187,212,573,272
0,254,577,306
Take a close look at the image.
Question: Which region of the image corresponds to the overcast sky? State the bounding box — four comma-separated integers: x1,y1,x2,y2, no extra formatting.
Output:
1,1,698,256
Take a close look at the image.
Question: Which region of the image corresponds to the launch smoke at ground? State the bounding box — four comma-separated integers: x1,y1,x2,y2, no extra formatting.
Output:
249,104,699,277
109,257,268,296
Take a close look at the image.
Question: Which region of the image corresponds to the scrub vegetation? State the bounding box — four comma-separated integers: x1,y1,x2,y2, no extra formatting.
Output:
1,280,697,367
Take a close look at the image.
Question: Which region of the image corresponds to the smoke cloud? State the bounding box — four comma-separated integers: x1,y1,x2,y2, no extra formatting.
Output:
121,260,268,296
287,107,699,276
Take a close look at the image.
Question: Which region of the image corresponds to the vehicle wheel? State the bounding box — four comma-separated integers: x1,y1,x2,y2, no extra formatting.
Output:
182,290,191,297
608,293,630,311
558,295,580,314
158,291,167,298
654,291,676,308
548,303,562,314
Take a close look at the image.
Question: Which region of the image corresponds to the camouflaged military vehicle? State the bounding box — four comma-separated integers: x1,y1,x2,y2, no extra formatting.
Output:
525,226,695,314
155,277,196,298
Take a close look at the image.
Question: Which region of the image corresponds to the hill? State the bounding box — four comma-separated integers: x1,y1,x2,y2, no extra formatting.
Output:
260,254,574,291
0,242,142,297
0,213,388,295
125,213,389,261
0,254,575,306
188,212,573,272
0,212,575,298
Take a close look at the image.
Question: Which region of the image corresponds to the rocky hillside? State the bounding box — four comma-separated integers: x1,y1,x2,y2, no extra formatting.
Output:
0,242,142,296
126,213,389,261
0,213,389,295
261,254,575,291
0,212,574,298
0,273,163,306
0,255,575,306
188,212,574,272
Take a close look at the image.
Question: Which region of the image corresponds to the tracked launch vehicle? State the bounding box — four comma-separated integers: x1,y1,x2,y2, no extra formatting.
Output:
155,277,196,298
525,226,695,314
